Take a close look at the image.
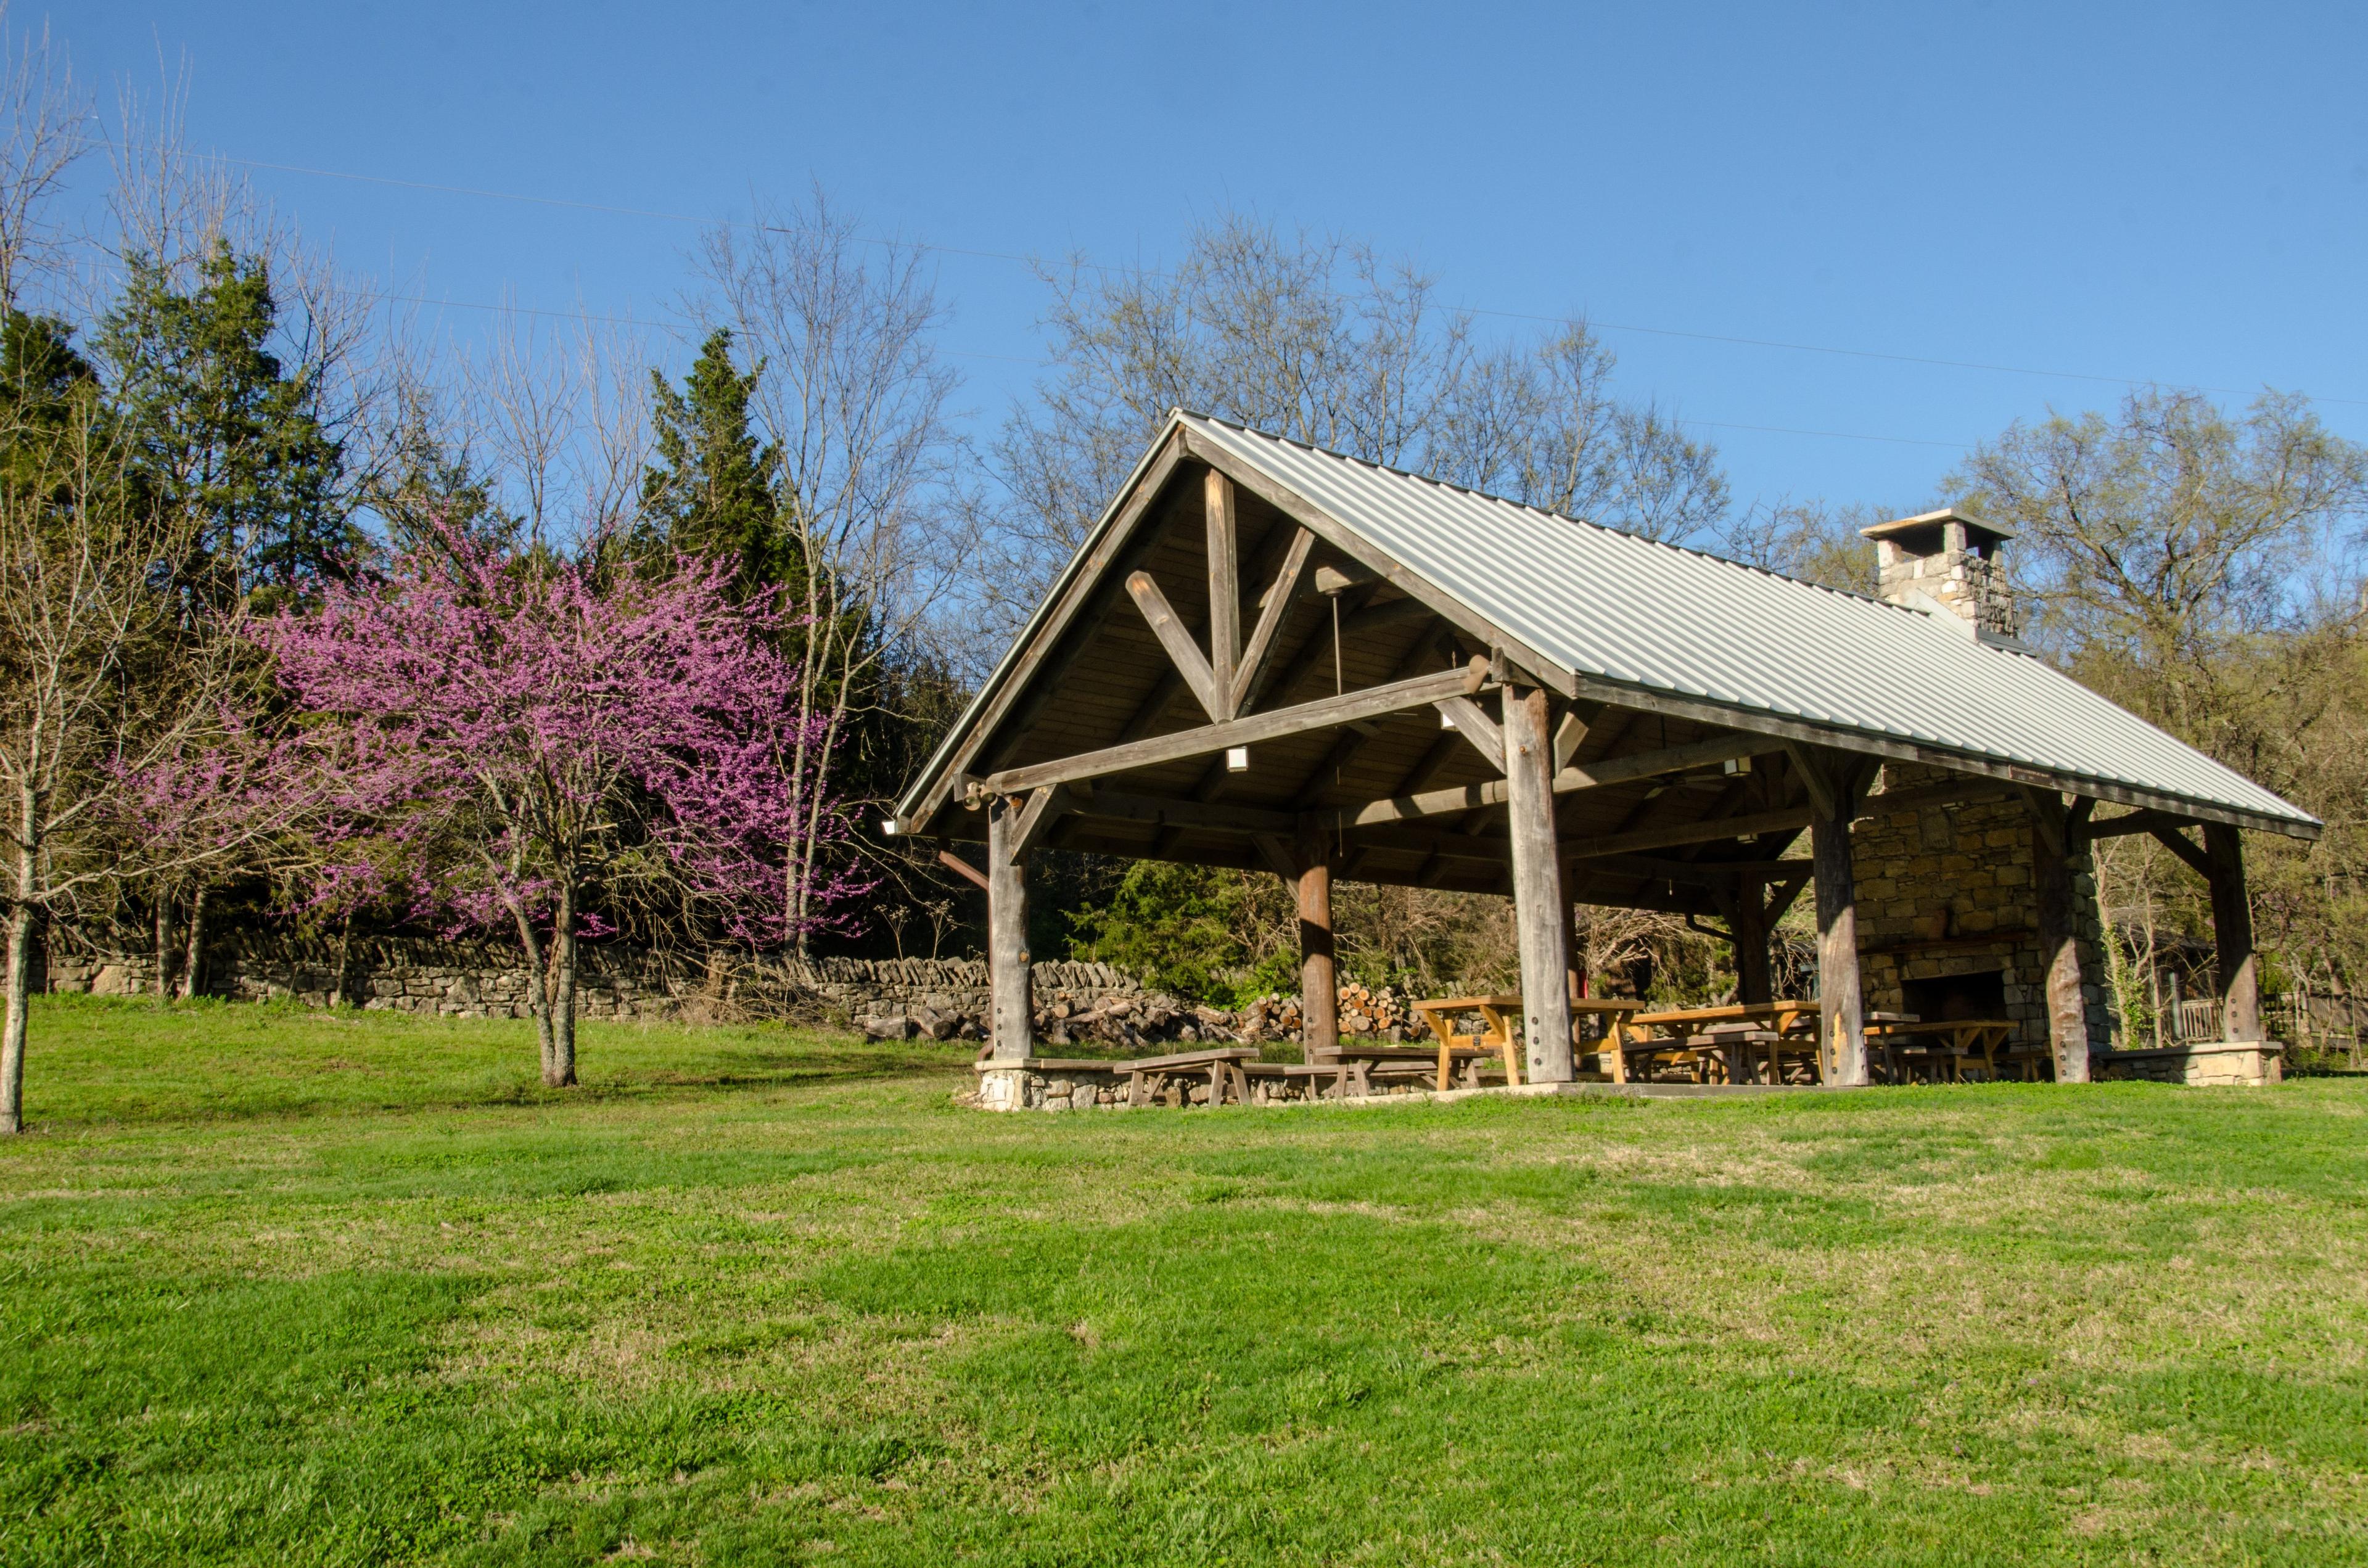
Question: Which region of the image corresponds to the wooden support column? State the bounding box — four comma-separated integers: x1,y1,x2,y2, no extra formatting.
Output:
2026,790,2094,1083
1729,887,1772,1005
1804,753,1868,1086
2204,823,2261,1042
1295,831,1339,1065
987,798,1032,1061
1504,683,1574,1083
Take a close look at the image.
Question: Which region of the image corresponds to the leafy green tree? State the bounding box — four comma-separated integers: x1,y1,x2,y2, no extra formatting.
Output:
638,329,787,601
96,244,350,608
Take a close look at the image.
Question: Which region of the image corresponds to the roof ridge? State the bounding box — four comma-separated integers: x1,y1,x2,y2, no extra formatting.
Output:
1179,408,1918,617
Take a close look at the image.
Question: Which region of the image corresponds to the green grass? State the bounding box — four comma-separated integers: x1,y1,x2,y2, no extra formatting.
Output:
2,995,2364,1566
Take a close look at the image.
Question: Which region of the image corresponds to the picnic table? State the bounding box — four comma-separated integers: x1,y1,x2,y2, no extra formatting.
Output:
1627,1003,1920,1084
1865,1017,2031,1083
1628,1001,1822,1083
1408,995,1527,1091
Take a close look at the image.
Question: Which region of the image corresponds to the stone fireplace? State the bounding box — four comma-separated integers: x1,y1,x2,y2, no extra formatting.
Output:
1848,507,2112,1060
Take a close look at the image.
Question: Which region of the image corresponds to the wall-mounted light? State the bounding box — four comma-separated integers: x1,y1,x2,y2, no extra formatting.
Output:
1439,708,1457,729
879,818,899,837
1226,746,1251,773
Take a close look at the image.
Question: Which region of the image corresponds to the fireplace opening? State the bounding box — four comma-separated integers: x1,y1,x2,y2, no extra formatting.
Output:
1902,969,2005,1023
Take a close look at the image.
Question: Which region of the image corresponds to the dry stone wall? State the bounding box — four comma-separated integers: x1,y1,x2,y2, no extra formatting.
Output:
37,930,1294,1045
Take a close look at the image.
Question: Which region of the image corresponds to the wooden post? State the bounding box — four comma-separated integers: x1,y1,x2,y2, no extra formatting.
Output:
1504,684,1574,1083
988,798,1032,1061
1729,888,1771,1005
2204,823,2260,1042
2028,792,2093,1082
1296,835,1339,1064
1806,755,1867,1086
1204,468,1240,713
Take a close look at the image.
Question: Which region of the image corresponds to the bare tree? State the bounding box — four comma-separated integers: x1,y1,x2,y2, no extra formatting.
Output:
987,211,1728,640
466,306,651,554
0,402,286,1131
687,188,961,954
0,8,86,310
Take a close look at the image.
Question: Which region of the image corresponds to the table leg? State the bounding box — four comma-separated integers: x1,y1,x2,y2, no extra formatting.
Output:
1609,1022,1630,1085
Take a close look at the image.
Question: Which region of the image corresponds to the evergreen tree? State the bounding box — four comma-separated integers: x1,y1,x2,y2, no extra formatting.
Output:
96,244,350,608
0,308,101,498
639,328,786,601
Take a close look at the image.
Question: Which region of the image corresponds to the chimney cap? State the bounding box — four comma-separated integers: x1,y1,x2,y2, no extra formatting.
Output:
1860,506,2015,546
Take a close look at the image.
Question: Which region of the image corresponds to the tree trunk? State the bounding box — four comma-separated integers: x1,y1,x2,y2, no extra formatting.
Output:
1,901,33,1136
509,901,555,1080
549,881,578,1086
179,885,209,1001
329,913,353,1009
153,891,175,1003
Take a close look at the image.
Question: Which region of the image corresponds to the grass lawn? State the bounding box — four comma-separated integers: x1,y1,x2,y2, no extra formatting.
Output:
1,997,2363,1566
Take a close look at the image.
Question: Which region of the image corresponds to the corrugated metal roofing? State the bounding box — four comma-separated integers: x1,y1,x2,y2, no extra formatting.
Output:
1183,413,2317,833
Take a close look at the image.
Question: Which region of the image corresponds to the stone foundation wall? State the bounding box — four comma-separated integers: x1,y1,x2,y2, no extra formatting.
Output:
2097,1042,2284,1087
1849,772,2115,1053
971,1059,1441,1112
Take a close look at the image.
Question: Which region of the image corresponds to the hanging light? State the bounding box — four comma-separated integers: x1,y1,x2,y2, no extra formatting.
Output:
1227,746,1250,773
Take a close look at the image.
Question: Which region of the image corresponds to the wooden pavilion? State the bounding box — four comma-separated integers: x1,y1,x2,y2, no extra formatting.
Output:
890,413,2319,1090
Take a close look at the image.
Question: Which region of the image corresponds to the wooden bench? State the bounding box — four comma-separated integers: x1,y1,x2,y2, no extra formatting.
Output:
1244,1061,1369,1102
1117,1045,1262,1107
1332,1041,1508,1091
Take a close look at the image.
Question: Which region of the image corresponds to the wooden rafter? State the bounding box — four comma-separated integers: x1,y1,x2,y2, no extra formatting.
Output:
1126,570,1225,722
982,659,1490,795
1325,731,1783,833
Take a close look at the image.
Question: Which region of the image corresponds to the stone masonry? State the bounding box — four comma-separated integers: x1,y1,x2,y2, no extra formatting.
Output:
1848,764,2115,1057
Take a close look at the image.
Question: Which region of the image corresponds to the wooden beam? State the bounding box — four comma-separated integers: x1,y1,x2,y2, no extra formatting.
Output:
1204,468,1241,710
1566,805,1815,861
936,850,989,892
1782,741,1836,819
1072,790,1295,836
1008,784,1070,861
1552,704,1598,771
2204,823,2261,1043
984,659,1490,795
1126,570,1225,721
2148,824,2213,879
1328,731,1785,832
1434,695,1506,772
1231,527,1315,714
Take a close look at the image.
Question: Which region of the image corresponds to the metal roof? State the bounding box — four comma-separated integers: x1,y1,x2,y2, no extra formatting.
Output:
1180,413,2317,834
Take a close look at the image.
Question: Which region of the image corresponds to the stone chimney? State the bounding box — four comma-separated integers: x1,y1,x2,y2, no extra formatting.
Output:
1860,507,2017,638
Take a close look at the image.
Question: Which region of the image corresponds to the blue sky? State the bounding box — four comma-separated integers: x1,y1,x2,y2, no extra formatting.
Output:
59,1,2368,517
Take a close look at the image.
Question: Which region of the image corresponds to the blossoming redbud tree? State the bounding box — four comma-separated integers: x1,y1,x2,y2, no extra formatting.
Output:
261,528,865,1085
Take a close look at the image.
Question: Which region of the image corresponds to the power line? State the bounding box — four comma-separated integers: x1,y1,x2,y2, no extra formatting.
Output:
355,287,1967,449
223,152,2368,409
